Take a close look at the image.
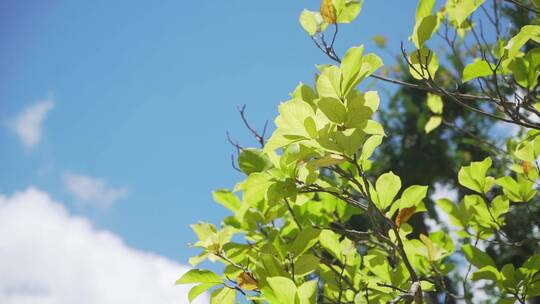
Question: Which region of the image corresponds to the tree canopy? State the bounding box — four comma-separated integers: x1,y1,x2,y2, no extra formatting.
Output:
178,1,540,303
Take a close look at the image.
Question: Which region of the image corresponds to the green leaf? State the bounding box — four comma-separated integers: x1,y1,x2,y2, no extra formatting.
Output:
318,97,347,123
526,48,540,89
409,47,439,80
501,264,518,289
363,120,385,135
415,0,435,20
189,252,208,267
334,0,363,23
265,99,315,150
291,83,317,106
462,59,495,82
413,15,438,49
304,116,318,138
344,105,372,128
290,227,321,257
335,128,366,156
375,171,402,210
521,253,540,279
341,45,365,94
316,65,342,99
471,265,500,281
238,148,273,175
361,53,384,79
399,185,428,209
426,93,443,114
495,176,521,202
437,198,468,228
462,244,495,268
312,154,345,167
299,10,326,36
297,280,318,304
497,298,519,304
491,195,509,223
266,178,297,204
319,229,342,260
360,135,383,162
465,194,498,229
189,283,219,303
176,269,223,285
420,234,439,261
506,25,540,60
210,287,235,304
420,280,435,291
446,0,485,26
275,100,315,137
267,276,298,304
294,254,320,276
236,173,273,205
213,189,241,212
190,222,217,239
514,140,535,162
344,94,372,128
260,253,288,278
509,56,530,89
458,157,493,194
364,91,380,112
424,115,442,133
508,49,540,90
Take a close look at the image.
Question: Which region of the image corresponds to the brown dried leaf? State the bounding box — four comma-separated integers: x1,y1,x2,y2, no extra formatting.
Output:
395,206,416,228
523,160,532,176
237,272,258,291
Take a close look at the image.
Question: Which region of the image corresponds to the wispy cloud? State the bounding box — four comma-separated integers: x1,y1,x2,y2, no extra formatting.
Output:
63,172,129,208
10,100,54,149
0,187,207,304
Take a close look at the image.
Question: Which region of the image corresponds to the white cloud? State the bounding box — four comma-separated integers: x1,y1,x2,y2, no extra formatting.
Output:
10,100,54,149
63,172,129,208
0,187,208,304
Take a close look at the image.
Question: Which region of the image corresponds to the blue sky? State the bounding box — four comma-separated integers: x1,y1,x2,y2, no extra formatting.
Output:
0,0,417,278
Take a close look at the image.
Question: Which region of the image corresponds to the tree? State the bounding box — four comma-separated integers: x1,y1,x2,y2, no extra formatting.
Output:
178,0,540,303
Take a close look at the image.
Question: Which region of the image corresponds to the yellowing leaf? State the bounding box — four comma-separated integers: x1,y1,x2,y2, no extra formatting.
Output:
420,234,437,261
523,161,532,176
320,0,337,23
372,35,387,48
237,272,258,291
